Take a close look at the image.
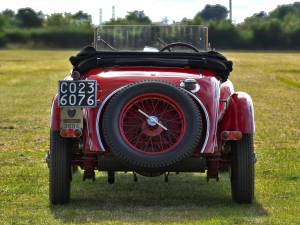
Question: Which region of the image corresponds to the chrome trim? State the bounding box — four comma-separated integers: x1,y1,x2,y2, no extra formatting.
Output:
218,98,231,121
213,81,221,153
191,84,201,93
96,86,128,151
83,109,94,151
179,81,201,93
181,89,210,153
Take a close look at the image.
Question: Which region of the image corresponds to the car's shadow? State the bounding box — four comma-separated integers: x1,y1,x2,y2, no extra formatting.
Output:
50,172,267,224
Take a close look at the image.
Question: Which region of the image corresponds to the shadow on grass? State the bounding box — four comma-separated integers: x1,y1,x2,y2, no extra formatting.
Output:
50,172,267,224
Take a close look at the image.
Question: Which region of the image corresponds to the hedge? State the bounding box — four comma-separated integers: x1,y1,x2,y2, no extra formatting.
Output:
0,29,93,48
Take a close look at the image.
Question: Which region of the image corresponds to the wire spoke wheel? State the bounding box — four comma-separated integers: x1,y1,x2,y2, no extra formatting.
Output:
103,81,202,169
119,93,186,155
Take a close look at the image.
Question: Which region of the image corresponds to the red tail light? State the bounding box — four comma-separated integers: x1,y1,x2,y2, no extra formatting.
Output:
60,128,82,138
60,129,69,137
221,131,242,140
74,129,82,137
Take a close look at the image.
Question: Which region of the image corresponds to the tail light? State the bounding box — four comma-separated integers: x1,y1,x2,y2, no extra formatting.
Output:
60,128,82,138
221,131,242,140
73,129,82,137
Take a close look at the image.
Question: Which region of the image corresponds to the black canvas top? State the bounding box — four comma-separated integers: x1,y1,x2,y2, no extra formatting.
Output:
70,46,233,81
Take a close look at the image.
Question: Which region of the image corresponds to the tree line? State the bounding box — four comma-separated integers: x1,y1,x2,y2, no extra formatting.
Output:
0,2,300,49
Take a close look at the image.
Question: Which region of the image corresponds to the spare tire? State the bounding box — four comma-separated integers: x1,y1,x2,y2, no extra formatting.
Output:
102,81,202,170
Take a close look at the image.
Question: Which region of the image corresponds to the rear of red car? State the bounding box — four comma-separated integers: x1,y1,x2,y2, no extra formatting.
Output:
48,25,255,205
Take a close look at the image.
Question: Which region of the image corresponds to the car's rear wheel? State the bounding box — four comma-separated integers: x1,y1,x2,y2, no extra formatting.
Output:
102,81,202,170
49,130,72,205
230,134,255,203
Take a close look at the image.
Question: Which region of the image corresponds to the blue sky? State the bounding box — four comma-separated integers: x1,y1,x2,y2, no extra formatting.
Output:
1,0,297,24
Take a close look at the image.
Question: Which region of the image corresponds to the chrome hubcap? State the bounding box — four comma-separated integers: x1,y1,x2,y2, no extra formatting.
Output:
147,116,158,126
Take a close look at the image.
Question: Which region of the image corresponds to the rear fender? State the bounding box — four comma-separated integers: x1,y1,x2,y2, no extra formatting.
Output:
50,95,60,131
220,92,255,134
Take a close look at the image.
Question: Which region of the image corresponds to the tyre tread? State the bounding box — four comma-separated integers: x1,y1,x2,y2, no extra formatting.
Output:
49,131,71,205
231,134,255,203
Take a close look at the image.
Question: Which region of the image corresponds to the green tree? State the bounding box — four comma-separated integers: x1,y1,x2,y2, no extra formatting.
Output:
125,11,151,24
0,15,5,30
16,8,43,28
71,11,92,29
105,10,151,25
270,2,300,19
45,12,92,30
45,13,69,27
2,9,15,18
195,4,228,21
253,11,268,19
0,9,16,28
72,11,91,22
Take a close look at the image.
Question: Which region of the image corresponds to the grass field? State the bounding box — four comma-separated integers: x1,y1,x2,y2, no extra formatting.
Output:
0,50,299,225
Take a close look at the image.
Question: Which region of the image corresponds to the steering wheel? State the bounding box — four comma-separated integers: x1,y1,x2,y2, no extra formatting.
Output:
160,42,199,53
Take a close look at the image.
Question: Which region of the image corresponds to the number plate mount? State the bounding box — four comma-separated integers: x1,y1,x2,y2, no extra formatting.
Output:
60,108,83,129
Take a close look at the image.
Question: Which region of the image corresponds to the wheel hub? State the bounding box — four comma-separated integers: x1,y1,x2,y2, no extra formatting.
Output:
147,116,159,126
141,122,163,137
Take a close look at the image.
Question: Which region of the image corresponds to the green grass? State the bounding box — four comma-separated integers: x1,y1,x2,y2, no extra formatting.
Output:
0,50,299,225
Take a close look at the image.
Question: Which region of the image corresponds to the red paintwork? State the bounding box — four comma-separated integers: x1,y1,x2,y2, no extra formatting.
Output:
50,95,60,131
219,80,234,121
219,92,255,134
50,67,255,159
119,93,187,155
83,68,222,154
82,105,100,153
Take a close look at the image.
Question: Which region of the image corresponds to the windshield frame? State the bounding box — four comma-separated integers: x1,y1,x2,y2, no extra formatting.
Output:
93,25,209,52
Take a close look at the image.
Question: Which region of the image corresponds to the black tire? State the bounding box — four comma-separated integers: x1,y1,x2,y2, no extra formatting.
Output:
230,134,255,204
49,130,72,205
102,81,202,170
107,171,115,184
219,163,229,172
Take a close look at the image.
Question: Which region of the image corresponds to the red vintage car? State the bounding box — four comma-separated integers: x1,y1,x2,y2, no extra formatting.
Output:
47,25,255,205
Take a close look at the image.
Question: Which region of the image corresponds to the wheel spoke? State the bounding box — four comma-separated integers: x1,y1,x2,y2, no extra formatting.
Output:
151,99,160,114
126,112,144,121
119,93,186,155
150,137,154,152
136,133,144,145
158,108,177,117
144,136,152,151
160,118,182,124
124,126,139,136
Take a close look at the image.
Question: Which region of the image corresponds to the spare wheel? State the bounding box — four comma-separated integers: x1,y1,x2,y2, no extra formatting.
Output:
102,81,202,170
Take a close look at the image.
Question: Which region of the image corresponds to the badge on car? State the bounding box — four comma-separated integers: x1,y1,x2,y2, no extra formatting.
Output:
58,80,97,107
60,108,83,130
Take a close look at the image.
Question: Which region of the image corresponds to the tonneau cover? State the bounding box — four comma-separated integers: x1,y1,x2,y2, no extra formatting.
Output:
70,46,233,81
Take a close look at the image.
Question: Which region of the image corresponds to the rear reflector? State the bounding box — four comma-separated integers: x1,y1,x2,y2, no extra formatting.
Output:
60,128,82,138
60,129,69,137
74,129,82,137
221,131,242,140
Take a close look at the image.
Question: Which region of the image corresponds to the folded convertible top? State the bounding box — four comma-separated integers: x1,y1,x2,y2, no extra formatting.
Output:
70,46,233,81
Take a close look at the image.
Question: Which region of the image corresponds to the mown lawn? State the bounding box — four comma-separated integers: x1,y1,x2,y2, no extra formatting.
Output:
0,50,299,225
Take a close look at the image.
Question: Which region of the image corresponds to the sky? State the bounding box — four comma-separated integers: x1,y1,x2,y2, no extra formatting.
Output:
0,0,297,24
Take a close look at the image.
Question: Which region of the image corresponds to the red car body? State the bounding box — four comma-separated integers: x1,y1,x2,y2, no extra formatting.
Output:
48,27,255,205
50,67,254,170
50,67,255,151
